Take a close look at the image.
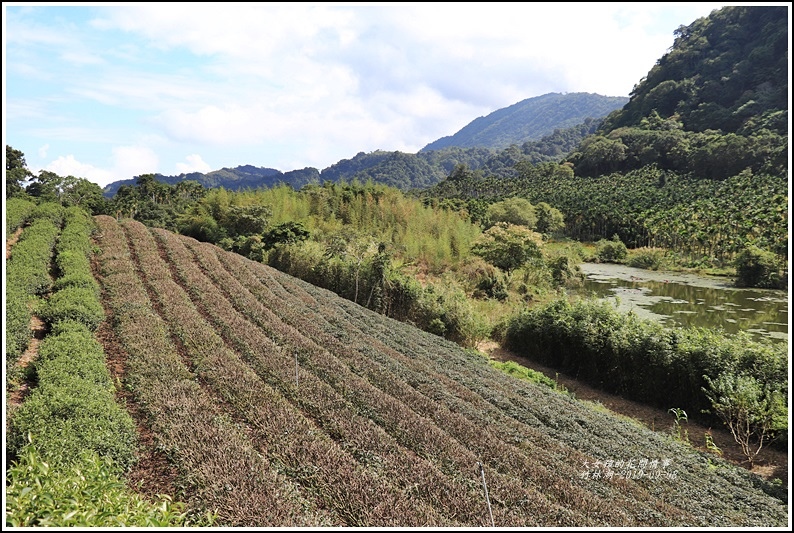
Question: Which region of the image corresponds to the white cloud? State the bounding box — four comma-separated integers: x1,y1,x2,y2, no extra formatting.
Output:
38,144,49,158
175,154,211,174
45,155,114,185
41,145,160,188
111,145,160,178
9,3,728,178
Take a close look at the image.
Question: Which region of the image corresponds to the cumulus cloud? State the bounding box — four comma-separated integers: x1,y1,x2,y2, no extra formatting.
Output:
9,3,726,179
41,145,160,188
175,154,211,174
44,155,114,185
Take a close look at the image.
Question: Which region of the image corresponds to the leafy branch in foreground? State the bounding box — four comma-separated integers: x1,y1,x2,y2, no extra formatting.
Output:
702,373,787,466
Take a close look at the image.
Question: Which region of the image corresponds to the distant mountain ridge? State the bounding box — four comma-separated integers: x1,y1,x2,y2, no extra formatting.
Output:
102,92,627,197
419,92,628,152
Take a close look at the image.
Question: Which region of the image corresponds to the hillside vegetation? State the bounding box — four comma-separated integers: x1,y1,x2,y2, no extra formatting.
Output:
420,92,628,151
58,215,783,526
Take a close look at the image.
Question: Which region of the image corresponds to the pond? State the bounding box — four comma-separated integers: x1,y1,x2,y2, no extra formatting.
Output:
571,262,789,345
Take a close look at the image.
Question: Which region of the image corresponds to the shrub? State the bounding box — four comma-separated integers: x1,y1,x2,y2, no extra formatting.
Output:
6,197,37,233
6,284,32,364
734,245,783,288
488,360,558,390
6,219,60,296
702,373,787,466
504,296,788,429
595,234,628,263
31,202,65,226
6,444,193,527
627,247,666,270
39,287,105,331
7,381,137,471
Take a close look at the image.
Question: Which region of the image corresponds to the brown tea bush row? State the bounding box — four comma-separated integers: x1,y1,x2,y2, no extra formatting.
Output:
209,245,626,526
315,278,788,525
93,216,328,526
182,232,592,526
158,230,491,525
124,221,443,527
223,254,667,526
231,250,787,526
200,240,598,526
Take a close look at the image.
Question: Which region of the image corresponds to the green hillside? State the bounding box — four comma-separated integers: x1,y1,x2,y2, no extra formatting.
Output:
86,218,790,525
420,92,628,151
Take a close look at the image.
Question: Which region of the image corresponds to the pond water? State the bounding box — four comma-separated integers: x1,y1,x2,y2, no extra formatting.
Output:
571,262,789,345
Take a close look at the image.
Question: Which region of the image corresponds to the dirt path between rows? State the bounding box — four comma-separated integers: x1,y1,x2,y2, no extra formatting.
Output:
477,341,788,485
6,227,24,259
6,316,47,420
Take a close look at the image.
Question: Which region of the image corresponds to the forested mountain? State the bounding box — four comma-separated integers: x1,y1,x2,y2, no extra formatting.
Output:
420,92,628,152
601,5,787,136
102,165,320,198
101,93,624,197
425,5,789,267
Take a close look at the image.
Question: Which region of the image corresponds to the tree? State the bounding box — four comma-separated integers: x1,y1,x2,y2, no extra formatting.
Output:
262,221,310,250
224,204,272,236
59,176,107,214
702,373,787,466
486,197,537,228
734,244,783,289
6,145,32,199
534,202,565,235
471,223,543,274
26,170,64,203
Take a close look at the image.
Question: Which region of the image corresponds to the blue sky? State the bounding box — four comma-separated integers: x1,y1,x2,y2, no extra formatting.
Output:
4,2,734,188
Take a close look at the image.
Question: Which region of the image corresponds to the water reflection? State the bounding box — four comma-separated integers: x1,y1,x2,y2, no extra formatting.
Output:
571,263,789,344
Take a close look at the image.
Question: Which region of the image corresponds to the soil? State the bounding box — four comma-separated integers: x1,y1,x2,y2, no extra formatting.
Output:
477,341,788,486
6,316,47,419
6,227,24,259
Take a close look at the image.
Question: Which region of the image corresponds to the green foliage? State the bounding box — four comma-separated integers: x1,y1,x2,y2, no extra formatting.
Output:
504,297,788,429
534,202,565,236
471,223,543,273
39,287,105,331
6,217,60,296
488,360,558,390
702,373,787,465
262,221,311,250
545,254,583,288
604,6,788,137
595,234,628,263
7,145,33,198
734,245,783,289
5,283,32,364
668,407,690,443
626,247,667,270
486,197,537,228
34,321,115,389
6,444,195,527
8,380,137,472
6,197,37,232
31,202,66,226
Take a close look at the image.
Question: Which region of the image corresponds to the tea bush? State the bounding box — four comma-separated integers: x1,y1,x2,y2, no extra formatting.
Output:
5,283,32,364
6,444,192,527
6,218,60,296
39,286,105,331
6,197,37,233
